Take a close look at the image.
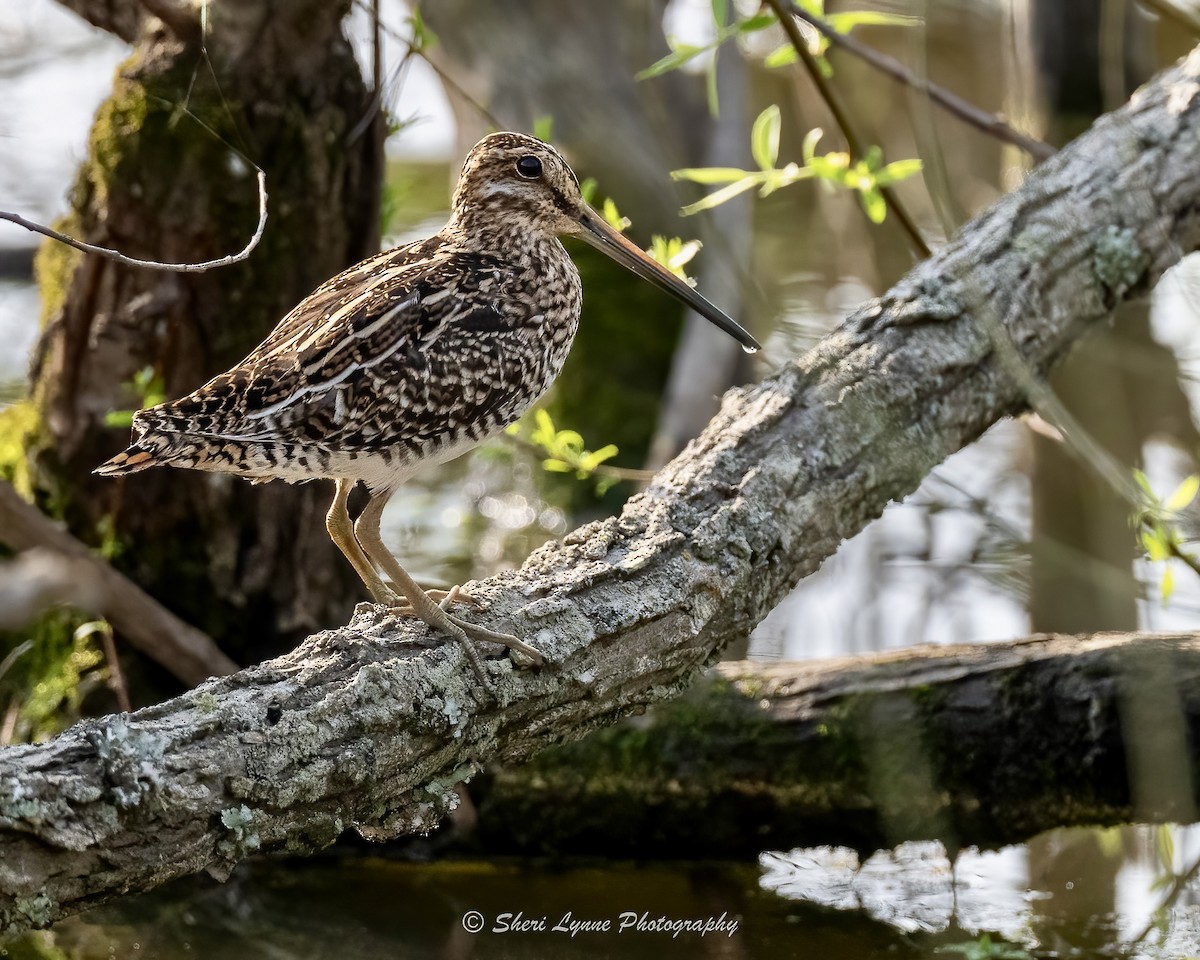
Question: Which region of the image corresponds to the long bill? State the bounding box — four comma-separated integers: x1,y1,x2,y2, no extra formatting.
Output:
573,207,761,353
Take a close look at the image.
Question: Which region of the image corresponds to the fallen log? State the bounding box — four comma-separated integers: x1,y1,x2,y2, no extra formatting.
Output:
473,634,1200,857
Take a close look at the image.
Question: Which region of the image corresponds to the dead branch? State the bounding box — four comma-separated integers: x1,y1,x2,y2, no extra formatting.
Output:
0,482,238,685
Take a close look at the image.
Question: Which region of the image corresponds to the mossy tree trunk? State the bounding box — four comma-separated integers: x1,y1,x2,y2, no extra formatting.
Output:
25,1,382,663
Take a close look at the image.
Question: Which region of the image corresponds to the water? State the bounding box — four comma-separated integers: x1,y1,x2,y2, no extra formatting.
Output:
11,823,1200,958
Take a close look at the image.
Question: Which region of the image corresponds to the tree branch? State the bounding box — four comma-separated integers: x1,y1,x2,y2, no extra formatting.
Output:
784,1,1056,163
763,0,931,257
3,41,1200,935
0,482,238,686
0,171,268,274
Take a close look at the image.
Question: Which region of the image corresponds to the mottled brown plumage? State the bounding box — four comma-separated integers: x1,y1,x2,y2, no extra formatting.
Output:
96,132,758,678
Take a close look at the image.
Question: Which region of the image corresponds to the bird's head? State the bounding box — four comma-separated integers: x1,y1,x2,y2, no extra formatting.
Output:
451,132,760,353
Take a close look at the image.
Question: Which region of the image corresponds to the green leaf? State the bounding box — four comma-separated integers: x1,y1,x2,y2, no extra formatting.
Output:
859,187,887,223
711,0,728,28
1162,563,1176,602
738,12,777,33
764,43,799,68
406,8,438,51
802,127,825,163
590,443,619,466
579,177,599,205
1165,474,1200,512
104,410,134,428
1142,527,1170,562
680,175,761,215
636,43,708,81
601,198,631,232
807,152,851,182
533,115,554,142
876,157,924,186
751,105,782,171
1133,468,1156,499
671,166,756,184
556,429,584,451
826,11,922,33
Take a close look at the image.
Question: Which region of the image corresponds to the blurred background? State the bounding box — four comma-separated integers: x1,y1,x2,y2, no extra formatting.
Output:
4,0,1200,957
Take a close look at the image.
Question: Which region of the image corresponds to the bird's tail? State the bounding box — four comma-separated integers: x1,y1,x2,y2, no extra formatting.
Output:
94,441,162,477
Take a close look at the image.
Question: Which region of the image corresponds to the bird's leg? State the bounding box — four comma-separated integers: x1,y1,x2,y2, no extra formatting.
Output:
353,489,544,671
326,478,397,604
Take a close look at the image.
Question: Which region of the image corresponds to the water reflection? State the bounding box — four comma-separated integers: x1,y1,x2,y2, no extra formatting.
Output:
13,823,1200,959
763,823,1200,958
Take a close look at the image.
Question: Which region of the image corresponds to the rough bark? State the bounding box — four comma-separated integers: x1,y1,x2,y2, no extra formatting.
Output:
26,0,377,662
3,41,1200,935
470,633,1200,858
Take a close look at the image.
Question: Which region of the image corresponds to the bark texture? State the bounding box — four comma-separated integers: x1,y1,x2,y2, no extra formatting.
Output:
3,41,1200,935
25,0,377,661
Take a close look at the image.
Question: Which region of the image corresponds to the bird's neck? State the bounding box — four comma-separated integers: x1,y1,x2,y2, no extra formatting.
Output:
441,208,568,268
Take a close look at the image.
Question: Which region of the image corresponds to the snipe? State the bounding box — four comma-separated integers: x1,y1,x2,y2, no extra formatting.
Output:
96,132,759,678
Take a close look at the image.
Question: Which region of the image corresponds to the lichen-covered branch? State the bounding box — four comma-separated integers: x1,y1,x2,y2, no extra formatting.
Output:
4,41,1200,936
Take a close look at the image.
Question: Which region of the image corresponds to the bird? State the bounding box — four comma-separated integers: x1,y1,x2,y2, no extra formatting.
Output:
95,131,760,677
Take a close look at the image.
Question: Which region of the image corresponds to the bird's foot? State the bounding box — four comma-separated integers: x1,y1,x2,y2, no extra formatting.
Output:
381,584,484,615
371,584,544,673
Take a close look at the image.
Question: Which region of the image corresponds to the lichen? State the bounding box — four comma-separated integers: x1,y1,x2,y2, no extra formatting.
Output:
192,691,219,714
1092,224,1147,295
11,891,56,929
218,804,261,858
0,777,52,822
86,715,165,808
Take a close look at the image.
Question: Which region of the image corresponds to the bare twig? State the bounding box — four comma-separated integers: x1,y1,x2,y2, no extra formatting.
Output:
352,0,505,130
785,0,1055,162
763,0,931,258
95,622,132,713
0,169,267,274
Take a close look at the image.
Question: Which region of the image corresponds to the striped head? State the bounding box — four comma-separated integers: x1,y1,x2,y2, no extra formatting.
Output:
447,132,760,352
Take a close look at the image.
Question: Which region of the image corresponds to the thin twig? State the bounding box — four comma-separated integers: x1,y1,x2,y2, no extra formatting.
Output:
763,0,931,258
352,0,505,130
785,0,1055,162
96,622,132,713
1167,537,1200,581
0,169,268,274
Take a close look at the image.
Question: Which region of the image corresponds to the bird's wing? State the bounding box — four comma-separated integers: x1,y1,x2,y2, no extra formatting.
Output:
134,247,542,452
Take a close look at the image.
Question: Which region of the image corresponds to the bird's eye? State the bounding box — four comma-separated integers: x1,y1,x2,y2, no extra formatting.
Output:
515,155,542,179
